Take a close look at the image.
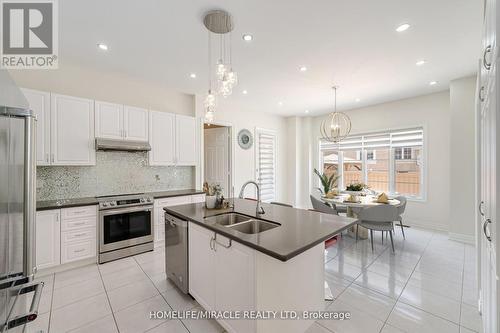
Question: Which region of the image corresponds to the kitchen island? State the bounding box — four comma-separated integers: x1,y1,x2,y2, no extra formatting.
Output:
164,198,357,333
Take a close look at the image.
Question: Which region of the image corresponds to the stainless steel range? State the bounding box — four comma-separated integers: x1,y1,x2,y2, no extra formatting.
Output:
97,193,154,263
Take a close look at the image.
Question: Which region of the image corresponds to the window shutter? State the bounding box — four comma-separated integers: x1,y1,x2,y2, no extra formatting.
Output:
256,130,277,202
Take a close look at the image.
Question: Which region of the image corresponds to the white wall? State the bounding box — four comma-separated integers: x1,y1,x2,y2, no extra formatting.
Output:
449,76,477,241
195,97,288,203
9,64,194,116
310,91,452,231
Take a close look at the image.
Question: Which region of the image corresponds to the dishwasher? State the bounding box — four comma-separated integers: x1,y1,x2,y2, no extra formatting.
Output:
164,212,189,294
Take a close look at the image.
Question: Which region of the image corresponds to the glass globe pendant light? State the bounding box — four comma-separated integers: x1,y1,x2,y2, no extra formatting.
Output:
320,86,352,143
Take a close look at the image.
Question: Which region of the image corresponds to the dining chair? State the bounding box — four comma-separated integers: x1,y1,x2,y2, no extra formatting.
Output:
394,196,407,239
356,205,399,252
270,201,293,208
310,195,338,215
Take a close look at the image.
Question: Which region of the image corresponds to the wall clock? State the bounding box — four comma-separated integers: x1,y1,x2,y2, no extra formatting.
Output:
237,129,253,150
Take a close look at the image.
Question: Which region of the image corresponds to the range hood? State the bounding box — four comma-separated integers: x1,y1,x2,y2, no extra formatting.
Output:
95,138,151,152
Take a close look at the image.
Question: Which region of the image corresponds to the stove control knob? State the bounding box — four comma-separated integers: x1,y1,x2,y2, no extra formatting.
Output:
102,202,108,207
110,202,116,206
147,198,152,202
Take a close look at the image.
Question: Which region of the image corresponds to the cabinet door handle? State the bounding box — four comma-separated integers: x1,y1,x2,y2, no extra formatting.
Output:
479,86,485,102
483,45,492,70
483,218,492,242
479,201,485,216
45,153,49,163
51,154,54,163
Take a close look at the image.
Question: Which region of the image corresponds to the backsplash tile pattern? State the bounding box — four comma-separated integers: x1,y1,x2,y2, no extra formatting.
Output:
37,151,194,200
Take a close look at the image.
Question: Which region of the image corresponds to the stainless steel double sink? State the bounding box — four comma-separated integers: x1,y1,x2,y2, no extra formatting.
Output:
204,213,280,234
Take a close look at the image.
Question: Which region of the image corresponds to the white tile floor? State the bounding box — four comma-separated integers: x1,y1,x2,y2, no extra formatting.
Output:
23,227,481,333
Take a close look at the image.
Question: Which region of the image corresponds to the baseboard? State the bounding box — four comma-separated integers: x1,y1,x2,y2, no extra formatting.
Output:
448,232,475,245
36,257,97,277
404,218,449,232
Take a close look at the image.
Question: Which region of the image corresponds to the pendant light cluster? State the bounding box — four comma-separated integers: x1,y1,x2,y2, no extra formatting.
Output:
320,86,352,143
203,10,238,123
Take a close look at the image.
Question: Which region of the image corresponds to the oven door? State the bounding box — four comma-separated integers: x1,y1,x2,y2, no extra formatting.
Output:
99,205,154,253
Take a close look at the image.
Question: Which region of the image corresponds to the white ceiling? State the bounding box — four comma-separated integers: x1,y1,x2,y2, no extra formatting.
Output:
59,0,483,116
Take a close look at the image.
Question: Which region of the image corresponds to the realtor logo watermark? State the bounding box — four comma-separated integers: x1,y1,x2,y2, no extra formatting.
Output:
1,0,58,69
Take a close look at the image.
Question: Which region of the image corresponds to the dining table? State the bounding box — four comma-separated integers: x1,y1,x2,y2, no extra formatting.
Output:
321,194,401,239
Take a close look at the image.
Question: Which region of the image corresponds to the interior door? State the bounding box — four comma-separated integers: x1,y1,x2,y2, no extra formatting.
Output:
204,127,229,197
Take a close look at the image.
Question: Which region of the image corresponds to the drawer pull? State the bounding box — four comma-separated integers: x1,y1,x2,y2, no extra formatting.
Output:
73,210,88,214
72,222,86,226
74,248,86,253
73,233,87,237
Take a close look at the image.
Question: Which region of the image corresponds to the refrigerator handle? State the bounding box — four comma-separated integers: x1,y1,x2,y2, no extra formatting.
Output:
23,115,37,278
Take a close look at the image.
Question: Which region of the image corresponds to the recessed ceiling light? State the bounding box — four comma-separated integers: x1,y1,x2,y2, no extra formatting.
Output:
355,98,361,102
305,110,310,114
396,23,410,32
299,66,307,72
416,60,426,66
242,34,253,41
429,81,438,86
189,73,197,78
278,101,283,106
242,90,248,94
97,43,108,51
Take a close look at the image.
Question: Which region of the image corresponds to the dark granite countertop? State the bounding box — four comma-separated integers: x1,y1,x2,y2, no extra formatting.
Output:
36,189,205,211
164,198,358,262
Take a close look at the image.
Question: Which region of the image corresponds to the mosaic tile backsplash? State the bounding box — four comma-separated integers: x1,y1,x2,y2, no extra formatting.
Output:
37,151,195,201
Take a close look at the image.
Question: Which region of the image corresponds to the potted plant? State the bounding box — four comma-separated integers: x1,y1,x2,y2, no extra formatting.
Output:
204,182,223,209
345,183,368,195
313,167,340,198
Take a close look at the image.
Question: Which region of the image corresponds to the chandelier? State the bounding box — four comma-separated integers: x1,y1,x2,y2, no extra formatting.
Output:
320,86,352,143
203,10,238,122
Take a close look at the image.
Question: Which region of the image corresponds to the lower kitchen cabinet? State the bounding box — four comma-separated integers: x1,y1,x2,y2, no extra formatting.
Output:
188,223,256,333
35,210,61,270
36,205,98,271
153,194,205,247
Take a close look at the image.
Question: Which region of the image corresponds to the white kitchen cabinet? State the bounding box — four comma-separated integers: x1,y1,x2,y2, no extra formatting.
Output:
22,88,51,166
149,111,196,166
95,102,148,142
60,206,97,264
124,106,148,141
35,210,61,270
95,101,123,140
188,222,216,310
188,223,255,333
175,114,196,166
215,235,256,333
149,111,175,166
153,195,192,247
51,94,95,165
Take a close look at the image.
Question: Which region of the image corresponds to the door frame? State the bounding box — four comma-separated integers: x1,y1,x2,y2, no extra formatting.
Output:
198,118,234,198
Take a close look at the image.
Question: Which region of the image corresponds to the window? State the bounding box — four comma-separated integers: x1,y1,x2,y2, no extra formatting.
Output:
395,147,412,160
256,129,277,202
319,128,424,199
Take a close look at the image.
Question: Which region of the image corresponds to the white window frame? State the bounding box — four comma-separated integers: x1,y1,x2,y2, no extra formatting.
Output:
318,127,426,201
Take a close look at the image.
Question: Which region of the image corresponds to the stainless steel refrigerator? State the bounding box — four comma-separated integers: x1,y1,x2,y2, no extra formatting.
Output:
0,70,43,332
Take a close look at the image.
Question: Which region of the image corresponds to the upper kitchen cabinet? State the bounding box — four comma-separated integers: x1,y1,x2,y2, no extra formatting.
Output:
148,111,196,166
51,94,96,165
95,102,148,141
21,88,51,166
124,106,149,141
149,110,175,165
95,101,123,140
175,114,196,166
